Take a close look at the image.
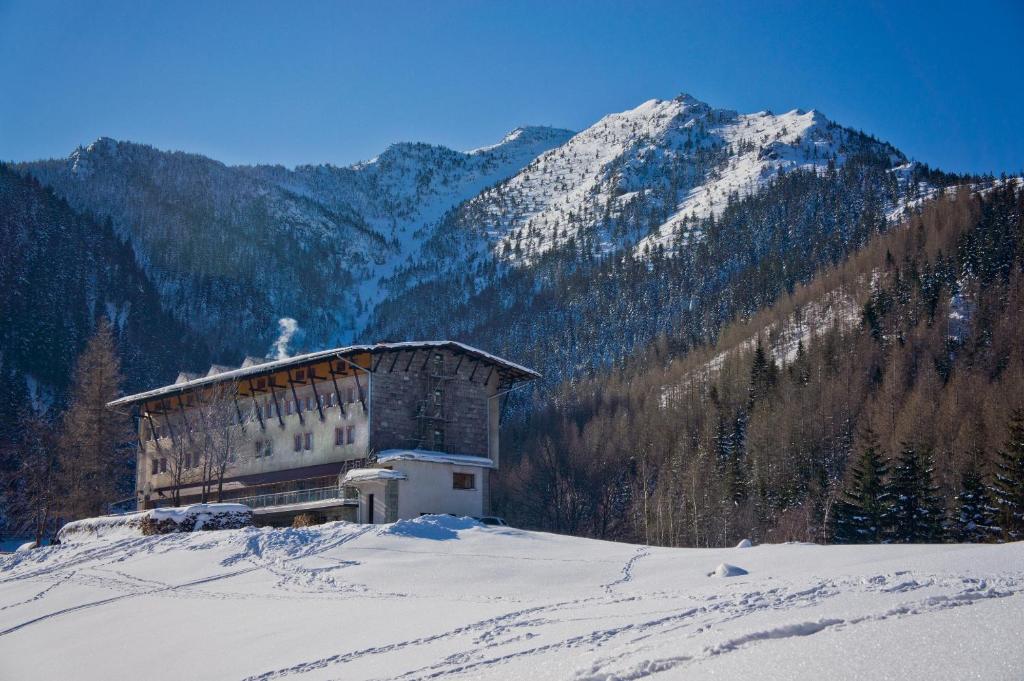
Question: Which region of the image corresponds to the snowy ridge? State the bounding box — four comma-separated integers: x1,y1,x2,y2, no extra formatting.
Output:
401,94,905,279
637,107,892,251
1,517,1021,680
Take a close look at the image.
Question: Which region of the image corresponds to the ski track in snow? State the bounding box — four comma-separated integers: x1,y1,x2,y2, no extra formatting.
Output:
1,521,1022,681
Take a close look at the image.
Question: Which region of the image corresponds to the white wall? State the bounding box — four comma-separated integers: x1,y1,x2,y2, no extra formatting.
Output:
139,376,368,498
393,460,486,519
356,481,390,524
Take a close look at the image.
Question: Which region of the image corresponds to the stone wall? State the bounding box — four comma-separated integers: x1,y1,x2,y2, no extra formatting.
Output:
369,348,495,458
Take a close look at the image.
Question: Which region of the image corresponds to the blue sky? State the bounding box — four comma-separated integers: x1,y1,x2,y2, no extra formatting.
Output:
1,1,1021,174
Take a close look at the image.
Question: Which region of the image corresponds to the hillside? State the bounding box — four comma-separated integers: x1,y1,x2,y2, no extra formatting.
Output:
1,517,1021,680
0,164,209,424
495,182,1024,546
15,127,575,356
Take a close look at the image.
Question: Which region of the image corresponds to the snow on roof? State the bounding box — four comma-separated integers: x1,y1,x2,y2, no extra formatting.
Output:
376,449,495,468
206,364,235,377
343,468,409,483
108,340,539,409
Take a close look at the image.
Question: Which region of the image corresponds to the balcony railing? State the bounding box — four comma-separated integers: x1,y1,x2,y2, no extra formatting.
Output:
232,485,357,511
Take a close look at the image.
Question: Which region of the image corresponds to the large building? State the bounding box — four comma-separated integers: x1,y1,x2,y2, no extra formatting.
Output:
107,341,538,525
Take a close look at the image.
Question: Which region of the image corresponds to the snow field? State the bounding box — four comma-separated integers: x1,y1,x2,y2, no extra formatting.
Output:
1,517,1021,680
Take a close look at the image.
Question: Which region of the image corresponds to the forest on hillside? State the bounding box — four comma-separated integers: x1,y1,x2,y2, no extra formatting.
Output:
367,154,969,392
495,183,1024,547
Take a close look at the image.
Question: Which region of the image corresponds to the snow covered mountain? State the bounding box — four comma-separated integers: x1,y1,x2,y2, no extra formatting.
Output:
13,92,953,394
387,94,906,286
365,95,953,388
16,126,574,357
1,516,1021,681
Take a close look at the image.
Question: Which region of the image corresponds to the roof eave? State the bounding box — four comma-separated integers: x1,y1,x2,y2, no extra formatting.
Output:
106,340,539,410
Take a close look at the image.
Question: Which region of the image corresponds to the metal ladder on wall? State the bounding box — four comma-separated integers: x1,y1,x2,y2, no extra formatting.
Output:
412,352,453,451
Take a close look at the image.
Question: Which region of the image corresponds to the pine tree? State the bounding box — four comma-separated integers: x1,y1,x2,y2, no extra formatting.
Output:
831,429,889,543
885,442,945,543
58,318,134,519
991,408,1024,540
952,459,998,543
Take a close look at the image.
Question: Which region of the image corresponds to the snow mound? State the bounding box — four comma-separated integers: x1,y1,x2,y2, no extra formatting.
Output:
15,541,36,553
381,514,481,540
710,562,749,578
736,539,753,548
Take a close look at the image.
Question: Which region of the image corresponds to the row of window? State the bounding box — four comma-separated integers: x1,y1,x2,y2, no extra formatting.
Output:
149,425,361,473
289,426,358,452
255,387,360,421
148,451,218,474
145,388,362,442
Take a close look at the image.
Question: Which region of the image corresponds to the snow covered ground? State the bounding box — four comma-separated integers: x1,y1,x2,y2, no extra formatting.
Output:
1,516,1021,680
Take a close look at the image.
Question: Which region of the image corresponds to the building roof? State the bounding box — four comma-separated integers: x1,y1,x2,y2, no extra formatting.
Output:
343,468,409,483
108,340,540,410
376,449,496,468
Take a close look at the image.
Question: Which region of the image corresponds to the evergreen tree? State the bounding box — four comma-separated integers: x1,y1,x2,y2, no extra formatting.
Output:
885,443,945,543
991,409,1024,540
831,429,889,543
952,459,998,543
748,340,776,407
58,318,134,519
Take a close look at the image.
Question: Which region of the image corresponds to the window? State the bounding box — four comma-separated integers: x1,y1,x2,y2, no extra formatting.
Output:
346,425,355,444
453,472,475,490
285,400,293,416
347,387,356,403
256,378,266,390
304,432,313,450
294,433,302,452
159,458,168,474
306,396,314,412
151,458,159,475
255,440,273,459
295,369,305,381
335,427,344,446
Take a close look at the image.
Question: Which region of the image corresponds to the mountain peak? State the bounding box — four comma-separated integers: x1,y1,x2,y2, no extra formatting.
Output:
82,136,121,154
673,92,708,107
468,125,575,155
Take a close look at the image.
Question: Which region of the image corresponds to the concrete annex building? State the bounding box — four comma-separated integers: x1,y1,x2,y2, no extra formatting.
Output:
107,342,538,525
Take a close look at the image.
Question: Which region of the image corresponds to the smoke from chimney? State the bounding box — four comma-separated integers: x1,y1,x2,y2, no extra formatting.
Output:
269,317,299,360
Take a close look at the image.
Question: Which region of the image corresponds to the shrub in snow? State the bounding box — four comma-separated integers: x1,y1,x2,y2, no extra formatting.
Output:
709,563,748,578
735,539,753,548
292,513,319,528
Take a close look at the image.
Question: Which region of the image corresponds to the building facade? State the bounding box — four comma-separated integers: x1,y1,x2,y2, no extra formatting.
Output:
107,342,538,525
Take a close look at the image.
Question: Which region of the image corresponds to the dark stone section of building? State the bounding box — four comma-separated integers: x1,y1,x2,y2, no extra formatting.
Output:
369,348,493,457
